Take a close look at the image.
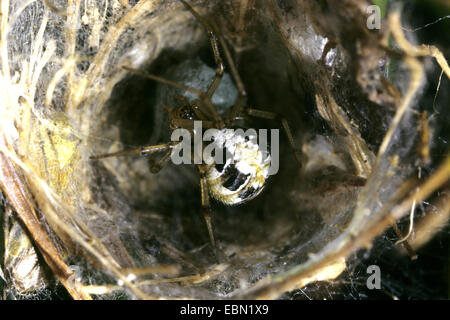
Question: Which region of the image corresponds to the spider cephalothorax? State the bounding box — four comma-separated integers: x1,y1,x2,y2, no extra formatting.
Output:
91,0,300,258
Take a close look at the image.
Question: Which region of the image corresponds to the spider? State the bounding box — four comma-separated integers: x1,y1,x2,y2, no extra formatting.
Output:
90,0,301,258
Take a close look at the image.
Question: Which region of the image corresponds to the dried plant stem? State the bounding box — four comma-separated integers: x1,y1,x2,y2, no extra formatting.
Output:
0,136,152,299
67,0,164,112
0,134,92,300
0,0,10,77
64,0,81,107
410,191,450,250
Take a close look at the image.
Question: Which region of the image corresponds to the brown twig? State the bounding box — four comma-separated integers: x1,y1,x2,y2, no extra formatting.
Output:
0,134,92,300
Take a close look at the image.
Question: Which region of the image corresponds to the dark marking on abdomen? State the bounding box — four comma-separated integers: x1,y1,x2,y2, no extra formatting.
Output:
222,163,249,191
238,186,261,200
215,162,225,173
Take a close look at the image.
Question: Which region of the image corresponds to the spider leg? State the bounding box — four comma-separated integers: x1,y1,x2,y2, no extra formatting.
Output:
181,1,246,97
245,108,302,164
211,19,247,121
180,0,224,100
123,66,203,96
197,164,217,258
122,68,222,125
190,99,213,121
181,0,248,122
149,149,173,174
171,118,218,129
90,143,174,160
204,28,224,100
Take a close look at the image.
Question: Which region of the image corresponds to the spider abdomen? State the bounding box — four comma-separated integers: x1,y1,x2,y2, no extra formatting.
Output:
204,129,271,205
